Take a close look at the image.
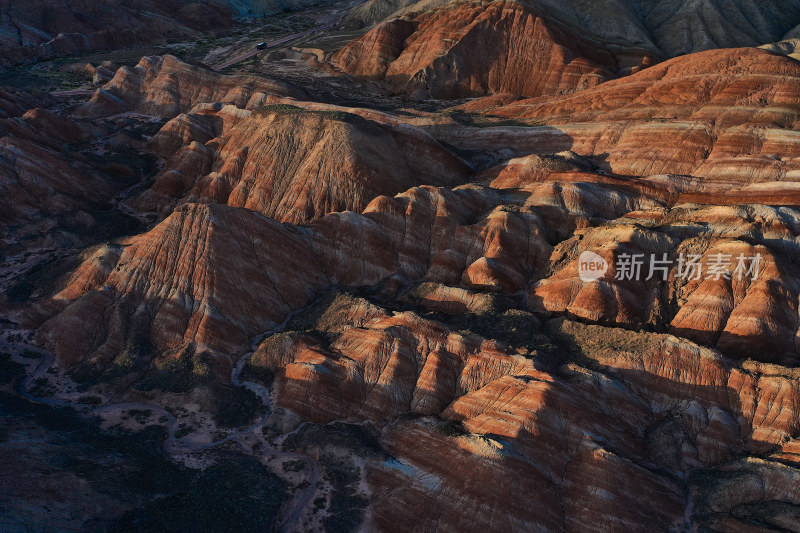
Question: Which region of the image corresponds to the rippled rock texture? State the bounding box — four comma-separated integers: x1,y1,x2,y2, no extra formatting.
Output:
7,3,800,531
333,0,800,99
138,103,469,222
333,0,654,99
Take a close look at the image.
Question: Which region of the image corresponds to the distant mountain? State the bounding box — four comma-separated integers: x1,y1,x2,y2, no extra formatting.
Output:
0,0,322,70
343,0,800,57
225,0,321,17
0,0,231,68
333,0,800,99
333,0,657,99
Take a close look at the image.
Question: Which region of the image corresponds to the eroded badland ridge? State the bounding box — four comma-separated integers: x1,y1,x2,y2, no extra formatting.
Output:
3,0,800,531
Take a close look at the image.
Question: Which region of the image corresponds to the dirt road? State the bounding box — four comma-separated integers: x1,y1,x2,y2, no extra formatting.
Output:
212,19,338,71
50,89,95,97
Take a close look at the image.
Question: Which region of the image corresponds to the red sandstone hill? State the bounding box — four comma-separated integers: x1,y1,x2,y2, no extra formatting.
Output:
29,44,800,380
0,94,122,257
137,103,470,223
33,184,800,374
437,48,800,193
333,0,655,99
248,298,800,531
332,0,800,100
341,0,800,60
7,5,800,531
76,55,306,119
484,47,800,128
36,225,800,530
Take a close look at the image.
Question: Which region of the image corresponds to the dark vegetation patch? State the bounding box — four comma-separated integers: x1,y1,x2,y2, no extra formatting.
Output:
254,103,306,114
1,351,285,531
239,359,275,386
77,395,102,405
133,345,265,428
0,65,86,91
133,345,207,393
545,317,662,364
283,290,375,334
0,44,171,91
283,422,380,533
283,422,383,458
434,418,468,437
211,385,265,428
254,103,366,125
323,464,369,533
432,309,553,350
30,376,57,397
0,390,188,506
4,252,84,303
445,110,546,128
0,351,25,383
90,209,148,241
109,454,287,533
79,143,159,178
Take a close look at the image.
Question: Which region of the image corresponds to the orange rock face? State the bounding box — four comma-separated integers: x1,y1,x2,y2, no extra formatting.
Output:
248,296,800,531
34,181,554,369
489,47,800,128
438,48,800,206
36,203,328,368
253,298,531,422
138,104,470,223
333,0,653,99
9,5,800,531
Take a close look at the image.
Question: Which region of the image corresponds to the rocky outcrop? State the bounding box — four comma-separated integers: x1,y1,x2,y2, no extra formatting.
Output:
528,204,800,363
486,48,800,128
633,0,800,56
251,297,800,532
0,103,111,231
333,0,654,99
33,116,800,369
36,171,800,379
27,42,800,381
35,203,329,370
252,300,532,422
33,182,555,371
76,55,305,119
0,89,54,119
8,4,800,530
333,0,800,100
338,0,420,30
138,104,470,223
437,48,800,191
337,0,800,60
0,135,108,227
